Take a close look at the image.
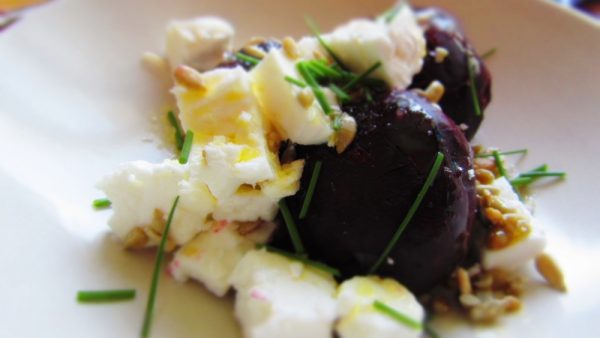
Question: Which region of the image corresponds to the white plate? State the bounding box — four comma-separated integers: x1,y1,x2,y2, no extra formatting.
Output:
1,0,599,337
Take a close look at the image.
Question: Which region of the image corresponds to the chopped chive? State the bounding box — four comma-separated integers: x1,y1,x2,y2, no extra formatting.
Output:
528,164,549,173
373,300,423,331
77,289,135,303
235,52,260,66
299,161,323,219
178,130,194,164
510,177,535,187
492,150,508,178
475,148,528,158
297,62,333,115
141,196,180,338
92,198,112,209
258,244,341,277
167,111,184,151
467,57,482,116
369,152,445,274
378,5,402,23
305,17,346,68
520,171,566,178
343,61,382,90
278,199,305,255
481,48,497,60
364,87,374,102
284,76,307,88
332,115,342,131
329,83,351,102
307,60,343,79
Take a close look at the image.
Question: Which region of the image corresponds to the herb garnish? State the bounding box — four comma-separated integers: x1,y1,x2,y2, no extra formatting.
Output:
329,83,351,103
343,61,382,90
492,150,508,177
373,300,423,331
475,148,527,158
92,198,112,209
77,289,135,303
378,5,402,24
467,57,482,116
235,52,260,66
297,61,333,115
257,244,341,277
299,160,323,219
167,111,184,151
510,164,565,187
481,48,497,60
178,130,194,164
369,152,445,274
141,196,180,338
278,199,306,255
284,76,307,88
305,17,346,68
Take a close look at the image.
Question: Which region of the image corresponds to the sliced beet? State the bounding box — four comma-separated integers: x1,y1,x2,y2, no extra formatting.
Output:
411,8,492,140
271,90,476,293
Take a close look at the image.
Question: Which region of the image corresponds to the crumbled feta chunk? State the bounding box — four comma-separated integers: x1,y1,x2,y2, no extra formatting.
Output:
251,49,334,145
482,177,547,270
166,17,234,71
336,276,425,338
169,221,255,296
326,5,425,89
229,250,338,338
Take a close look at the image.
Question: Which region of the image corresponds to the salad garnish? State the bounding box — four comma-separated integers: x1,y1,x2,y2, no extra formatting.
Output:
77,289,136,303
299,160,323,219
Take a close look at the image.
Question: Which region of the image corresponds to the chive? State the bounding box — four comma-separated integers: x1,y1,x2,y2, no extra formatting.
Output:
492,150,508,178
528,164,549,173
278,199,305,254
481,48,497,60
307,60,343,79
299,161,323,219
258,244,341,277
520,171,566,178
167,111,184,151
343,61,382,90
364,87,374,102
305,17,346,68
178,130,194,164
92,198,112,209
510,177,535,187
467,57,482,116
235,52,260,66
77,289,135,303
141,196,180,338
369,152,444,274
297,62,333,115
284,76,307,88
332,115,342,131
329,83,351,102
475,148,528,158
378,5,402,23
373,300,423,331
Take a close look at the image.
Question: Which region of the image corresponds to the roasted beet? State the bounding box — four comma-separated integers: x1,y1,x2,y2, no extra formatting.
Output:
411,8,491,140
272,90,476,293
219,39,281,70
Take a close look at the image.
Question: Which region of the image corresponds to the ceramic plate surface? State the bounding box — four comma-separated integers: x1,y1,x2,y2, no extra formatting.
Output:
1,0,599,337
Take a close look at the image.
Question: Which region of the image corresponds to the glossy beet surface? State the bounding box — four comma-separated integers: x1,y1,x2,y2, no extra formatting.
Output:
412,8,492,140
272,90,476,293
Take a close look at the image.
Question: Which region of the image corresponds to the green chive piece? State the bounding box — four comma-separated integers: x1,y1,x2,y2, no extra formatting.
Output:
373,300,423,331
92,198,112,209
178,130,194,164
329,83,351,102
258,244,341,277
284,76,307,88
141,196,180,338
475,148,528,158
332,115,342,131
305,17,346,68
278,199,305,255
519,171,566,179
528,164,549,173
510,177,535,187
77,289,135,303
492,150,508,178
307,60,343,79
467,57,482,116
299,161,323,219
481,48,497,60
235,52,260,66
167,111,184,151
297,62,333,115
378,5,402,23
364,87,374,102
343,61,382,90
369,152,445,274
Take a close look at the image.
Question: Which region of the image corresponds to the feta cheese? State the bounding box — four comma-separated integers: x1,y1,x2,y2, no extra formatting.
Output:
229,250,338,338
169,221,255,296
326,5,425,89
252,49,334,145
165,17,234,71
482,177,547,270
336,276,425,338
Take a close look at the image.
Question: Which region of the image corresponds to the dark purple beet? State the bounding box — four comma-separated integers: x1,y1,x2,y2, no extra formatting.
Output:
415,7,464,36
219,39,281,71
272,90,476,293
411,8,492,140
